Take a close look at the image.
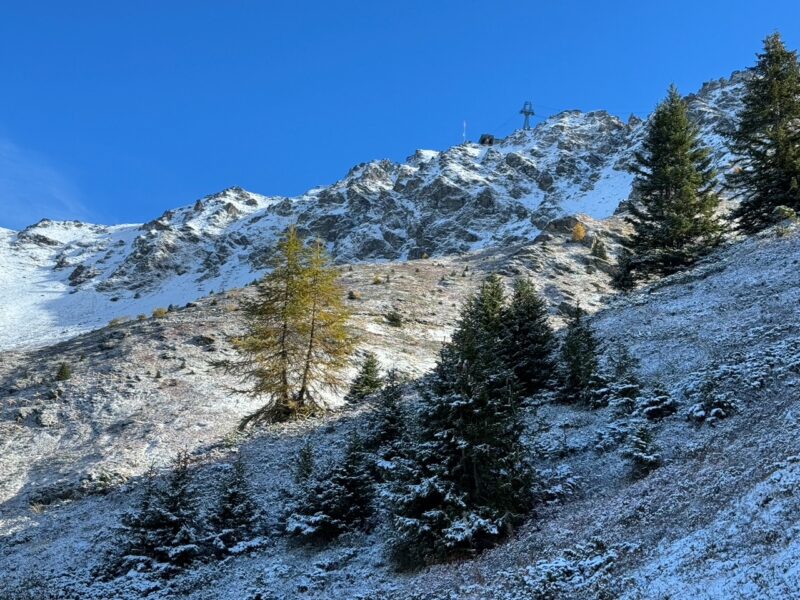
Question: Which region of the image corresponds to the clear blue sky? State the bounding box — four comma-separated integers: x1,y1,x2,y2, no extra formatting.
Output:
1,1,799,229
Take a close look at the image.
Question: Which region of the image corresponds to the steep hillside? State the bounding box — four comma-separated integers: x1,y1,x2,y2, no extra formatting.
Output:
0,214,626,514
0,71,746,352
2,220,799,599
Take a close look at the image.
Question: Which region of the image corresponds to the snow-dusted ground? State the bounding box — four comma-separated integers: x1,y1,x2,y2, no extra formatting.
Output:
0,71,747,354
2,219,800,598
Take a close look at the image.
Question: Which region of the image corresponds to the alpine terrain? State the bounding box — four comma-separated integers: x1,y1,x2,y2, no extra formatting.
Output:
2,58,800,600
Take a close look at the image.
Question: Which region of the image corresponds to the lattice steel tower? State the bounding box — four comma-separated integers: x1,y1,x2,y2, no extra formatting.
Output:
520,101,535,130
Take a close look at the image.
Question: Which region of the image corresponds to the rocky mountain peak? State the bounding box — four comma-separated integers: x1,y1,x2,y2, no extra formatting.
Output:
0,71,749,351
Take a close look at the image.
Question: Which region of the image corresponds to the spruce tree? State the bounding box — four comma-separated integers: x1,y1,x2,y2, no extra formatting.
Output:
369,369,406,465
153,451,202,567
294,441,315,485
603,343,642,414
223,226,353,427
622,85,722,283
55,362,72,381
117,464,161,572
389,276,532,568
558,304,601,405
286,433,373,542
346,352,383,403
728,32,800,232
209,454,260,551
623,422,662,479
118,452,202,573
503,279,556,396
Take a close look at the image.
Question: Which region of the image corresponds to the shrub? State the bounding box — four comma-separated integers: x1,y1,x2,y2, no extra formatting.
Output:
152,307,168,318
571,222,587,242
294,442,315,484
622,423,661,478
385,309,404,327
137,314,147,321
591,236,609,259
773,205,798,222
108,316,130,327
372,275,383,285
55,362,71,381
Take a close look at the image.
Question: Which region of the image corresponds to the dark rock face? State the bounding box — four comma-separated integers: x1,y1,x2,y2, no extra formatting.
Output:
68,265,100,286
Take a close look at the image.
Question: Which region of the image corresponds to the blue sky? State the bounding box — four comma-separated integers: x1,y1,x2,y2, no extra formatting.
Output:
1,1,798,229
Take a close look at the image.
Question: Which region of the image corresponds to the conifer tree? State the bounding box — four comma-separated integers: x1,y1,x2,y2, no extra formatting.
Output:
209,454,260,551
502,279,556,396
152,451,202,566
389,276,532,568
603,343,642,414
118,452,202,573
117,464,161,572
346,352,383,403
224,226,353,427
621,85,722,283
55,362,72,381
623,422,662,478
295,239,354,406
294,441,315,485
558,304,601,405
728,32,800,232
369,369,406,459
286,433,373,542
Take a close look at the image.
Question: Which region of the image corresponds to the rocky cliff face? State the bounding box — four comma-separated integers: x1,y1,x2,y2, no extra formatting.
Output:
0,72,747,350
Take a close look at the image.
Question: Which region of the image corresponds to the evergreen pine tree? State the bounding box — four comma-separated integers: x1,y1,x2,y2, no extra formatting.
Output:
502,279,556,396
55,362,71,381
621,85,722,283
223,226,353,427
118,452,202,573
622,422,662,479
389,276,532,568
294,441,315,485
728,32,800,232
371,369,405,450
558,304,601,405
209,454,260,551
117,464,161,572
590,235,609,260
286,433,373,542
152,450,203,567
603,343,642,414
346,352,383,403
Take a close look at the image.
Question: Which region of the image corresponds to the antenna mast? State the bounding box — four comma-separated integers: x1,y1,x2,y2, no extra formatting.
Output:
520,100,535,130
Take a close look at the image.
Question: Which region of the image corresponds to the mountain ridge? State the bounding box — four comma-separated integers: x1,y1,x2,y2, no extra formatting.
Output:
0,71,747,351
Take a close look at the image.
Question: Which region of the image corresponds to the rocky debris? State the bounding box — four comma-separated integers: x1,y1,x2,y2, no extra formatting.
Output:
68,264,100,286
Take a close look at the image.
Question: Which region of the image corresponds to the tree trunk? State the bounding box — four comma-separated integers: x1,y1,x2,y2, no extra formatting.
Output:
297,290,320,408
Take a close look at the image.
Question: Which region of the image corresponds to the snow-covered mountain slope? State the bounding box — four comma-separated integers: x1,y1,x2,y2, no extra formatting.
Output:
1,218,798,599
0,213,626,515
0,71,747,352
